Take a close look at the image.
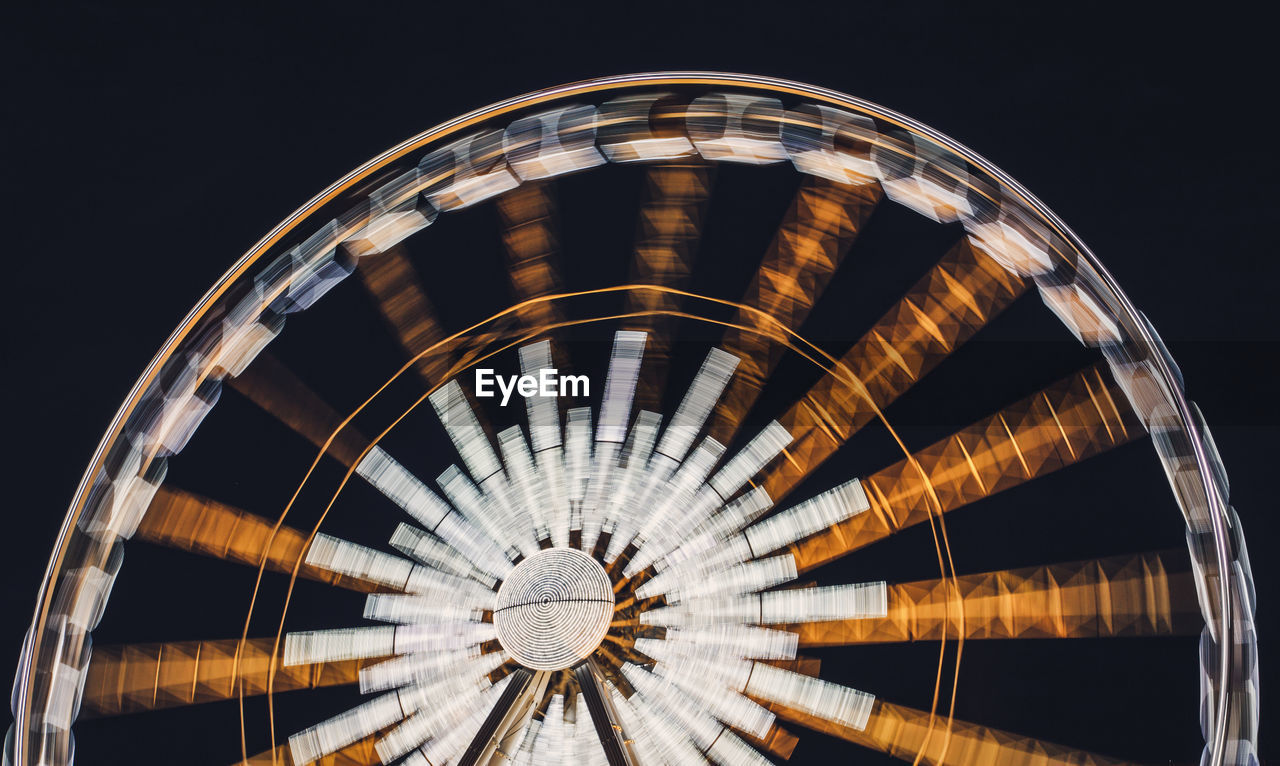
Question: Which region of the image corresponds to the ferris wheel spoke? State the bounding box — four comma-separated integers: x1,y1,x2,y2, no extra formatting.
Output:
437,462,531,561
641,654,777,740
768,697,1133,766
595,410,661,563
388,523,497,586
789,363,1143,573
639,582,888,629
227,351,371,469
629,634,860,757
402,673,515,766
303,532,501,612
286,690,407,765
580,331,647,553
227,354,510,570
518,341,568,548
762,239,1029,503
614,685,707,766
330,665,506,760
428,380,538,558
80,637,372,717
786,551,1197,646
708,179,881,446
622,663,775,766
284,622,495,669
134,488,391,592
356,443,514,581
497,428,552,548
639,486,775,574
604,346,738,562
741,662,877,734
626,163,713,411
227,352,496,556
628,436,724,559
604,684,678,766
356,244,453,386
643,479,868,591
624,421,791,576
496,181,565,331
357,648,508,696
377,666,514,760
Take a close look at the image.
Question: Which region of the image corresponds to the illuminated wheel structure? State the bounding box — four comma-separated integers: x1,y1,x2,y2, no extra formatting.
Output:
8,73,1259,766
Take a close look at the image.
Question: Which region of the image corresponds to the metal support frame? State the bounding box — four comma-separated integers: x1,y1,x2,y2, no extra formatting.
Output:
458,668,551,766
575,659,639,766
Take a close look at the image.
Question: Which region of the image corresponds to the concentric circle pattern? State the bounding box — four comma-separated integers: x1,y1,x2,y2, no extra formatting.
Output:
494,548,614,670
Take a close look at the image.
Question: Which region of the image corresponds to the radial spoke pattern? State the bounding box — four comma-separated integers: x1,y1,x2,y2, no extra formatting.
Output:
123,339,1159,766
762,239,1028,503
90,325,1176,766
269,332,914,765
17,79,1248,766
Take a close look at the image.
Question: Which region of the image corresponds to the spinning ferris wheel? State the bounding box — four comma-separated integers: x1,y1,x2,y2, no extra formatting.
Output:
7,73,1260,766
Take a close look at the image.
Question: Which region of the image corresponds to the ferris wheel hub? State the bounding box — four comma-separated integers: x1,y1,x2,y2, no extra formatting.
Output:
493,547,614,670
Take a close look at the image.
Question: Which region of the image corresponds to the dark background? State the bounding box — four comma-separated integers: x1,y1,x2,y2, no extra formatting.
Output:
4,1,1277,763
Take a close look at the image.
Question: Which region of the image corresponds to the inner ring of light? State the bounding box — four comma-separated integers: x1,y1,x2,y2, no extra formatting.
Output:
493,548,615,671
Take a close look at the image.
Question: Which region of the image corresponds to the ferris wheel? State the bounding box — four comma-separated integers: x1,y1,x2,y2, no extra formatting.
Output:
7,73,1260,766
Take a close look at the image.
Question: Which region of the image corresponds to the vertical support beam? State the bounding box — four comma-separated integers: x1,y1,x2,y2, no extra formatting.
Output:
575,659,639,766
458,668,550,766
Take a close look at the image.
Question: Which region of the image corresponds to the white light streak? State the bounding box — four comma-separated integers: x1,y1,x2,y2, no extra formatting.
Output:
305,534,413,590
389,523,493,587
744,478,870,557
654,347,739,462
744,663,876,732
663,624,797,660
289,691,405,765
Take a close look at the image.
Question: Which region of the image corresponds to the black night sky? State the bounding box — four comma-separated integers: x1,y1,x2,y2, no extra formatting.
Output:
4,2,1278,764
